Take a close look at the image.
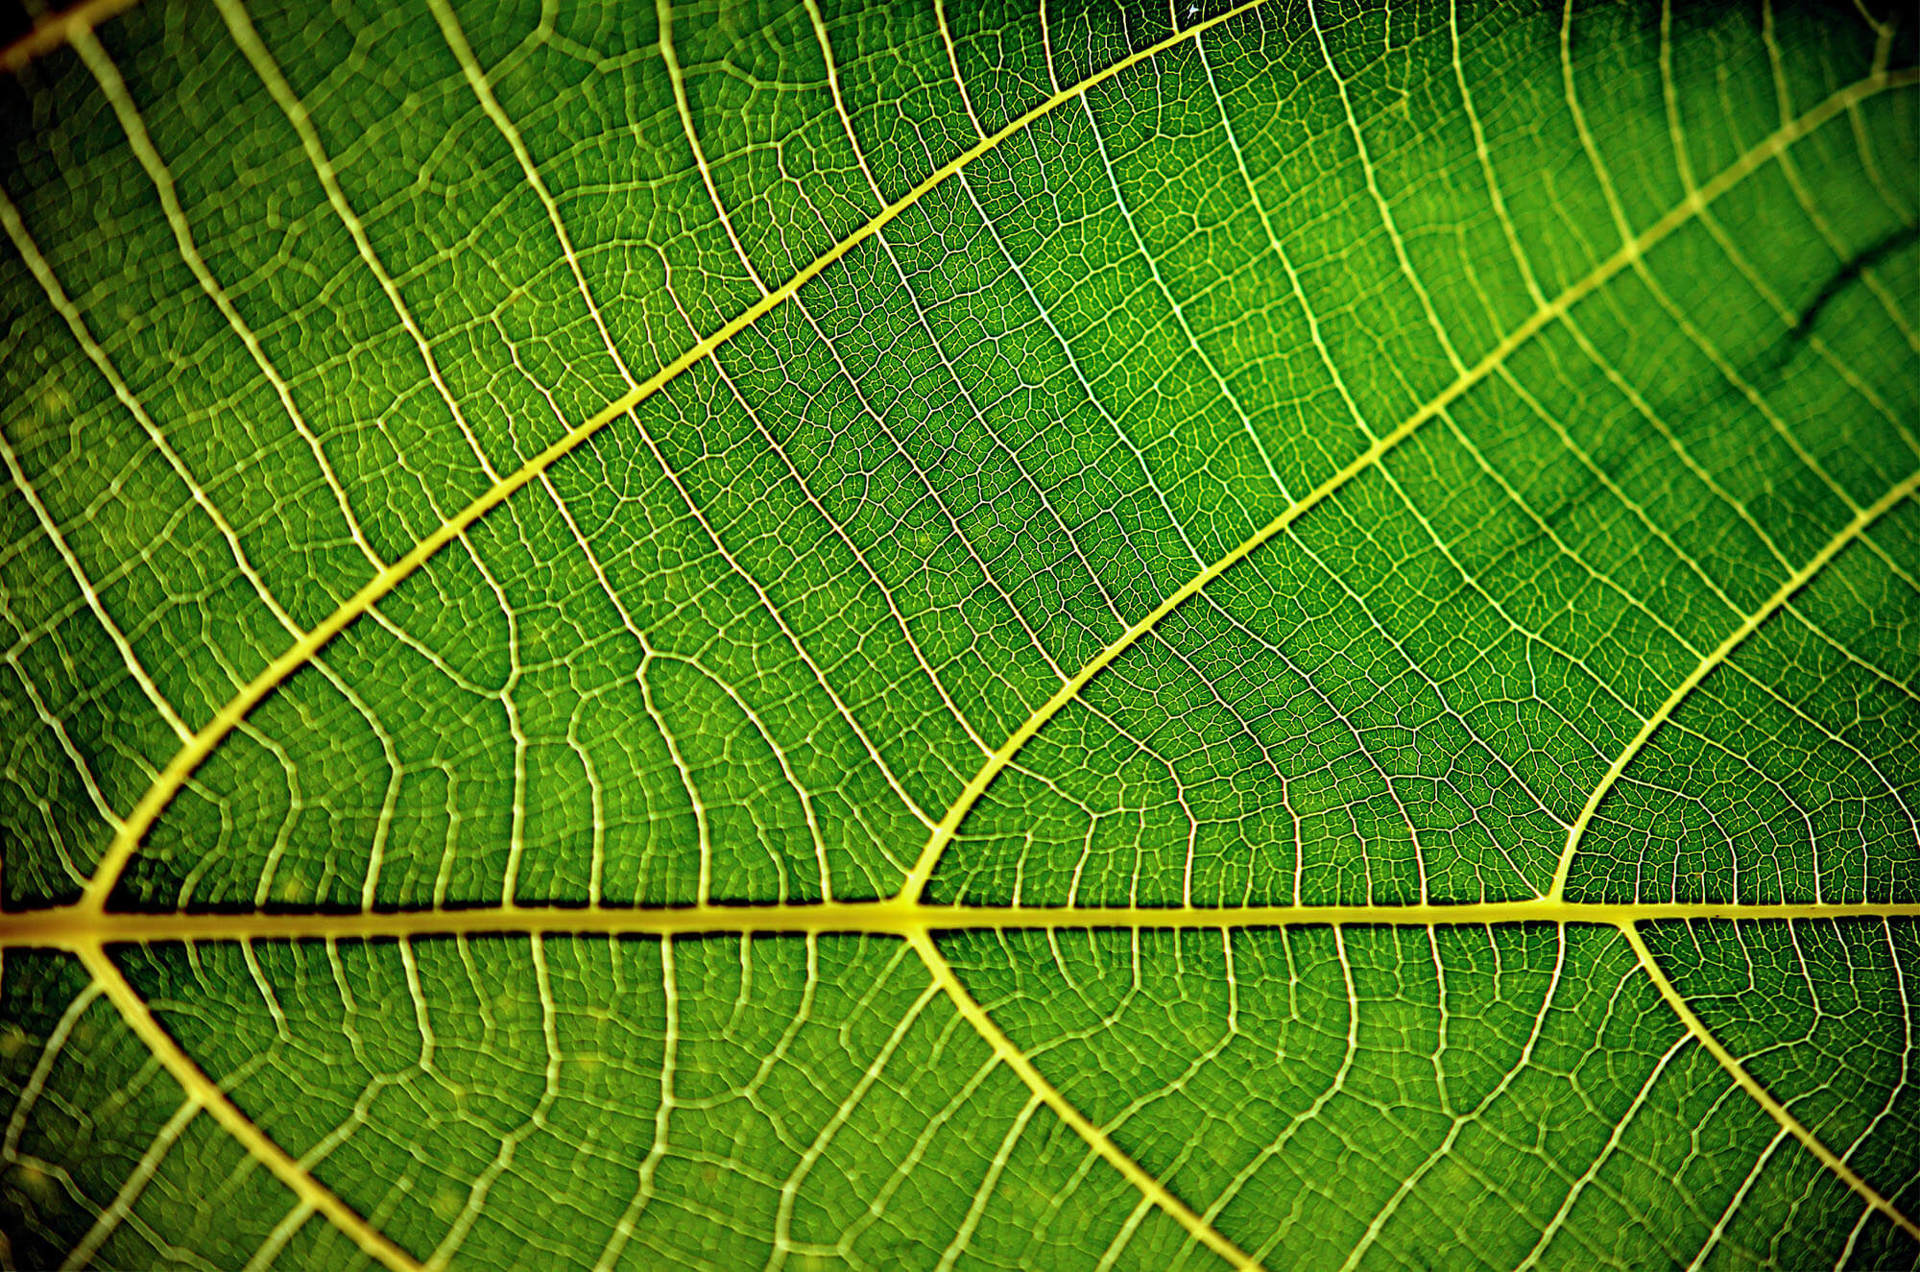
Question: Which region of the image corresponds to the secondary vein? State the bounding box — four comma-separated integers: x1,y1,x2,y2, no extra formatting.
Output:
897,64,1919,903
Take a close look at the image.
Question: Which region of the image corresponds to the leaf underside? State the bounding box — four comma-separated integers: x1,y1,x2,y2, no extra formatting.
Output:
0,0,1917,1268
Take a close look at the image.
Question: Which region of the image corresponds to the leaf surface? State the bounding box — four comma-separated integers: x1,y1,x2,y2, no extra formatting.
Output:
1,0,1917,1267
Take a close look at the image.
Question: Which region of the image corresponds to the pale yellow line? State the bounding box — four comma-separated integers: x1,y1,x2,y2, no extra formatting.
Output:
75,0,1280,916
1620,922,1920,1241
7,899,1919,948
906,929,1263,1271
656,0,769,294
897,66,1919,903
0,0,140,73
74,943,423,1272
1550,467,1920,900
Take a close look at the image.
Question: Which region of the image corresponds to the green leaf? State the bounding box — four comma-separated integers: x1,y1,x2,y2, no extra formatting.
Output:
1,0,1917,1267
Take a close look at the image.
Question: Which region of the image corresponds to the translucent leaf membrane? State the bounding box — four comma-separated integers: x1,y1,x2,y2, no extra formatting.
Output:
943,923,1920,1269
79,936,1211,1270
0,951,313,1271
0,0,1916,1267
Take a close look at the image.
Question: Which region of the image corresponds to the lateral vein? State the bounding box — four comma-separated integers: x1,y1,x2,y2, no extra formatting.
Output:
1621,922,1920,1241
75,943,424,1272
75,0,1281,914
906,929,1265,1271
1551,467,1920,900
0,0,140,72
897,64,1918,902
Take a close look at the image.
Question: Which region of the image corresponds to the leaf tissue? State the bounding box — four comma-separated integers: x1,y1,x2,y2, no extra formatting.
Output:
0,0,1917,1267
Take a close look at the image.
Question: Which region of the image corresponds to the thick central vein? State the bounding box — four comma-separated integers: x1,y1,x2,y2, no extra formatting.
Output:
13,7,1917,1268
897,63,1920,902
4,899,1917,948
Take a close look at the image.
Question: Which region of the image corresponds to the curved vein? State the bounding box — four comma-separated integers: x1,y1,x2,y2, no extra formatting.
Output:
1620,921,1920,1241
73,0,1276,913
1551,467,1920,900
906,929,1262,1271
74,942,423,1272
896,63,1918,903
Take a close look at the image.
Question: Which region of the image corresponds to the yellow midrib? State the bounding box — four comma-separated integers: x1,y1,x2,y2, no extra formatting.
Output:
14,898,1917,1267
6,898,1920,948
